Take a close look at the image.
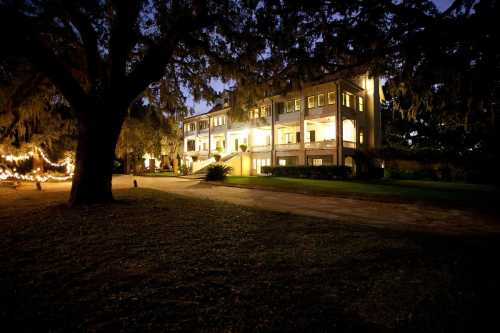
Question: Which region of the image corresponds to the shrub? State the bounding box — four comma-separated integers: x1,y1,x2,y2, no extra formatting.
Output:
205,164,232,181
239,144,247,152
191,155,198,162
261,165,352,180
179,164,191,176
213,153,221,162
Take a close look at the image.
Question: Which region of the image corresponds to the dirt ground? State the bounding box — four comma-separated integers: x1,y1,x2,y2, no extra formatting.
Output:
1,187,500,332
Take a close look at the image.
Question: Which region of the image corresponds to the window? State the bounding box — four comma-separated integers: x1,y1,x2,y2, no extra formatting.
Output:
234,138,239,151
328,91,336,105
198,121,208,130
317,94,325,107
189,123,196,131
358,96,364,112
286,100,294,113
307,96,315,109
309,130,316,142
253,158,271,174
276,102,285,114
249,108,259,119
278,156,298,166
359,130,364,144
312,158,323,166
187,140,196,151
218,115,225,125
261,104,271,117
202,142,208,151
341,91,354,108
294,99,301,112
296,132,301,143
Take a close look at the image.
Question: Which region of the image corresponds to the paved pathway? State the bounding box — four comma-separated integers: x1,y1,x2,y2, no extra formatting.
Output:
4,176,499,234
118,176,499,234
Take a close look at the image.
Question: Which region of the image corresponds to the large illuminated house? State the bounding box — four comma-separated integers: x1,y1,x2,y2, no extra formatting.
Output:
182,73,382,175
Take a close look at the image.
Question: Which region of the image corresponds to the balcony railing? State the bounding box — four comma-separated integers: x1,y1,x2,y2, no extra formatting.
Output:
275,143,301,151
250,145,272,152
343,141,356,149
305,140,336,149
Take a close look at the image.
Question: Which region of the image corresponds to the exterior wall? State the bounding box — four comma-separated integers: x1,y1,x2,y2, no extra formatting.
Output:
182,74,382,172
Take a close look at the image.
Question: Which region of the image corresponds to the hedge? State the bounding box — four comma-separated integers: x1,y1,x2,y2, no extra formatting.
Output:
261,165,352,180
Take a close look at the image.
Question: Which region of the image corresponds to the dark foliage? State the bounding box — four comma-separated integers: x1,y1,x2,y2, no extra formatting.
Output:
261,165,352,180
205,164,232,181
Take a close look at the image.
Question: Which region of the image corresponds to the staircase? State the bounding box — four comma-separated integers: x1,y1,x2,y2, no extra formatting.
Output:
190,152,239,178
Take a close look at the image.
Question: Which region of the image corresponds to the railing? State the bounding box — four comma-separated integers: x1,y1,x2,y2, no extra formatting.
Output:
275,143,301,151
192,158,215,173
305,140,336,149
343,141,356,149
251,145,272,152
191,151,233,173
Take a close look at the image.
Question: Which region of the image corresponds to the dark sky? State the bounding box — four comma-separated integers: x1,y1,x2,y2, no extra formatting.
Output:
186,0,454,115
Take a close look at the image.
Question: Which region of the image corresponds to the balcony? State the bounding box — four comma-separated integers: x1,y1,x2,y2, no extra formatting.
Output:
305,105,336,119
198,127,209,135
185,130,196,137
275,143,301,151
211,124,227,134
251,145,272,152
305,140,336,150
343,141,356,149
276,111,300,124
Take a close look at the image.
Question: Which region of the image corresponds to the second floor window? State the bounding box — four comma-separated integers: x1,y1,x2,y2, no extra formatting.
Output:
213,115,226,126
342,91,353,108
358,96,364,112
198,121,208,130
189,123,196,131
318,94,325,107
260,104,271,117
294,99,301,112
328,91,336,104
307,96,315,109
286,100,294,113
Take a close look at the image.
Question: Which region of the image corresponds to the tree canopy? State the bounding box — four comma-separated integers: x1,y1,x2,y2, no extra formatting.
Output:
0,0,498,202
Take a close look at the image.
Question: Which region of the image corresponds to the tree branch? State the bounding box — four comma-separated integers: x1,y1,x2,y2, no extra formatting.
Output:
0,5,88,111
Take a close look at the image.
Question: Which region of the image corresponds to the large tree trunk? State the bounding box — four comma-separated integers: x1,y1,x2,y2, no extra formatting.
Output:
69,100,126,206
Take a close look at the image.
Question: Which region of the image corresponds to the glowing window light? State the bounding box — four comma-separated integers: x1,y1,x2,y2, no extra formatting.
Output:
343,119,356,142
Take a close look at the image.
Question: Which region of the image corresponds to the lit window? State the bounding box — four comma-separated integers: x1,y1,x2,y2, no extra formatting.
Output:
343,119,356,142
307,96,315,109
287,100,294,113
317,94,325,107
359,130,364,144
279,159,286,166
294,99,301,111
312,158,323,166
358,96,364,112
328,92,336,104
342,91,352,107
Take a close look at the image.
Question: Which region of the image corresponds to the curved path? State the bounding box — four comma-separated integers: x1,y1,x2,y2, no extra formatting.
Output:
117,176,499,234
3,175,498,234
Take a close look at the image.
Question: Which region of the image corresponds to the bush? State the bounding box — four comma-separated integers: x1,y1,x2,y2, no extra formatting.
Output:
261,165,352,180
205,164,232,181
239,144,247,152
213,153,221,162
179,164,191,176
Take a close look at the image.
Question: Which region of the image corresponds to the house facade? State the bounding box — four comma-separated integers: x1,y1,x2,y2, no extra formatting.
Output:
182,73,382,175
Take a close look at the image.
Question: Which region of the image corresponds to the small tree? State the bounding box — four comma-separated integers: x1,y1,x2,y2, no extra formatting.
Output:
239,144,247,152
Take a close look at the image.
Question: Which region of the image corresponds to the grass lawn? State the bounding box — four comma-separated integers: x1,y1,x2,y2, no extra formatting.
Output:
224,176,499,207
1,188,500,332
